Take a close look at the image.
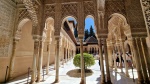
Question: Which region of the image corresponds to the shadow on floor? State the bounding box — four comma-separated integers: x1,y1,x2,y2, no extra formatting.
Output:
66,69,93,78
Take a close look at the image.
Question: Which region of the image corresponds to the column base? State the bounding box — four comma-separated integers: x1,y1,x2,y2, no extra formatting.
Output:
36,75,42,82
53,79,59,83
137,80,144,84
100,80,106,84
30,81,36,84
125,74,129,77
144,80,150,84
80,79,86,84
7,77,13,82
107,80,112,84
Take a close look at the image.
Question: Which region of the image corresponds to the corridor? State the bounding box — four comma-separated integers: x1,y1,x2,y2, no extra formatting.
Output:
8,59,137,84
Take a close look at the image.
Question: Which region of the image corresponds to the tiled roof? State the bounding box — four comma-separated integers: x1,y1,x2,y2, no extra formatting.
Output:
85,36,98,43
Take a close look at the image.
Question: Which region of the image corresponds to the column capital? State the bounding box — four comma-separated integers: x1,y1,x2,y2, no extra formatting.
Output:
55,36,61,40
33,35,40,41
119,39,125,43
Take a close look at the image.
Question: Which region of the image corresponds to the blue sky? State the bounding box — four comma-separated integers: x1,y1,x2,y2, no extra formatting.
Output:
68,17,95,31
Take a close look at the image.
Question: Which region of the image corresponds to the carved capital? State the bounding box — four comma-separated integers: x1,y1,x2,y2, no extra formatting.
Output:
33,35,40,41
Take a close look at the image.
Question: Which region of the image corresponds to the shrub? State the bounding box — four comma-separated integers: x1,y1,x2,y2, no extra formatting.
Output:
73,53,95,69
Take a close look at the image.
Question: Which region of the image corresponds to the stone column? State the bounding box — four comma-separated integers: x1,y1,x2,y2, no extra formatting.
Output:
112,43,117,71
54,37,60,83
31,35,40,84
7,38,19,81
37,36,45,82
136,38,149,83
131,38,144,84
98,38,105,84
46,41,51,75
103,38,112,84
120,40,129,77
79,38,85,84
65,48,67,62
107,44,113,68
141,38,150,80
116,43,123,72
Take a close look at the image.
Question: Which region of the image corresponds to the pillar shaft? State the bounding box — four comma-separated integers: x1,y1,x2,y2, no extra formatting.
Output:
98,38,105,84
107,45,113,68
46,43,51,75
136,38,149,83
117,45,123,72
37,38,45,82
120,40,129,77
132,38,144,84
141,38,150,80
30,36,40,84
7,39,19,81
103,38,111,83
79,39,85,84
54,37,60,83
112,44,117,71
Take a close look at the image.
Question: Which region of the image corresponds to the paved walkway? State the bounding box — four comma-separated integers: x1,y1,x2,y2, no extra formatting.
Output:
9,59,138,84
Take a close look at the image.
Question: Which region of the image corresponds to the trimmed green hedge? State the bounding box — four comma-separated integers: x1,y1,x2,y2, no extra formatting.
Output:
73,53,95,68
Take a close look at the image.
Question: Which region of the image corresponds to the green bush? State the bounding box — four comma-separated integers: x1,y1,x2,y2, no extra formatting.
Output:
73,53,95,69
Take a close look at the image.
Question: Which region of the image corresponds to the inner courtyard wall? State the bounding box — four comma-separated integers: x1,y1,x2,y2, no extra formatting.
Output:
0,0,16,82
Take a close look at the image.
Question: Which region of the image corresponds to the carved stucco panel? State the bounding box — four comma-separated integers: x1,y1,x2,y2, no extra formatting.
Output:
84,1,95,17
44,4,55,20
141,0,150,30
0,0,16,57
18,9,31,23
61,3,78,20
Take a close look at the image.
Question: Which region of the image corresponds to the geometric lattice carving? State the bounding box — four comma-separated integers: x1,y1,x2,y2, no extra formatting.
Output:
84,1,95,17
18,9,30,22
61,3,78,19
141,0,150,30
105,1,126,17
127,1,145,29
0,0,15,57
44,4,55,19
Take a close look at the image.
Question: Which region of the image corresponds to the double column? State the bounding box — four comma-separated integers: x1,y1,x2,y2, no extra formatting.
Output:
130,37,150,84
30,35,40,84
120,40,129,77
98,38,105,84
79,38,85,84
103,38,112,84
37,36,45,82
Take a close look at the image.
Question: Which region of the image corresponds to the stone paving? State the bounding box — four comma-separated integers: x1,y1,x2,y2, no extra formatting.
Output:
9,59,138,84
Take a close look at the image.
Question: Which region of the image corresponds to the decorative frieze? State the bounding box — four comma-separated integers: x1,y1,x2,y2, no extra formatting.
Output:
0,0,16,57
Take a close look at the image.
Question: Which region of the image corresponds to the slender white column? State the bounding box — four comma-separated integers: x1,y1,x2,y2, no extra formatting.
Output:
30,35,40,84
46,42,51,75
116,44,123,72
54,37,60,83
103,38,112,83
120,40,129,77
98,38,105,84
37,36,45,82
79,39,85,84
112,43,117,71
